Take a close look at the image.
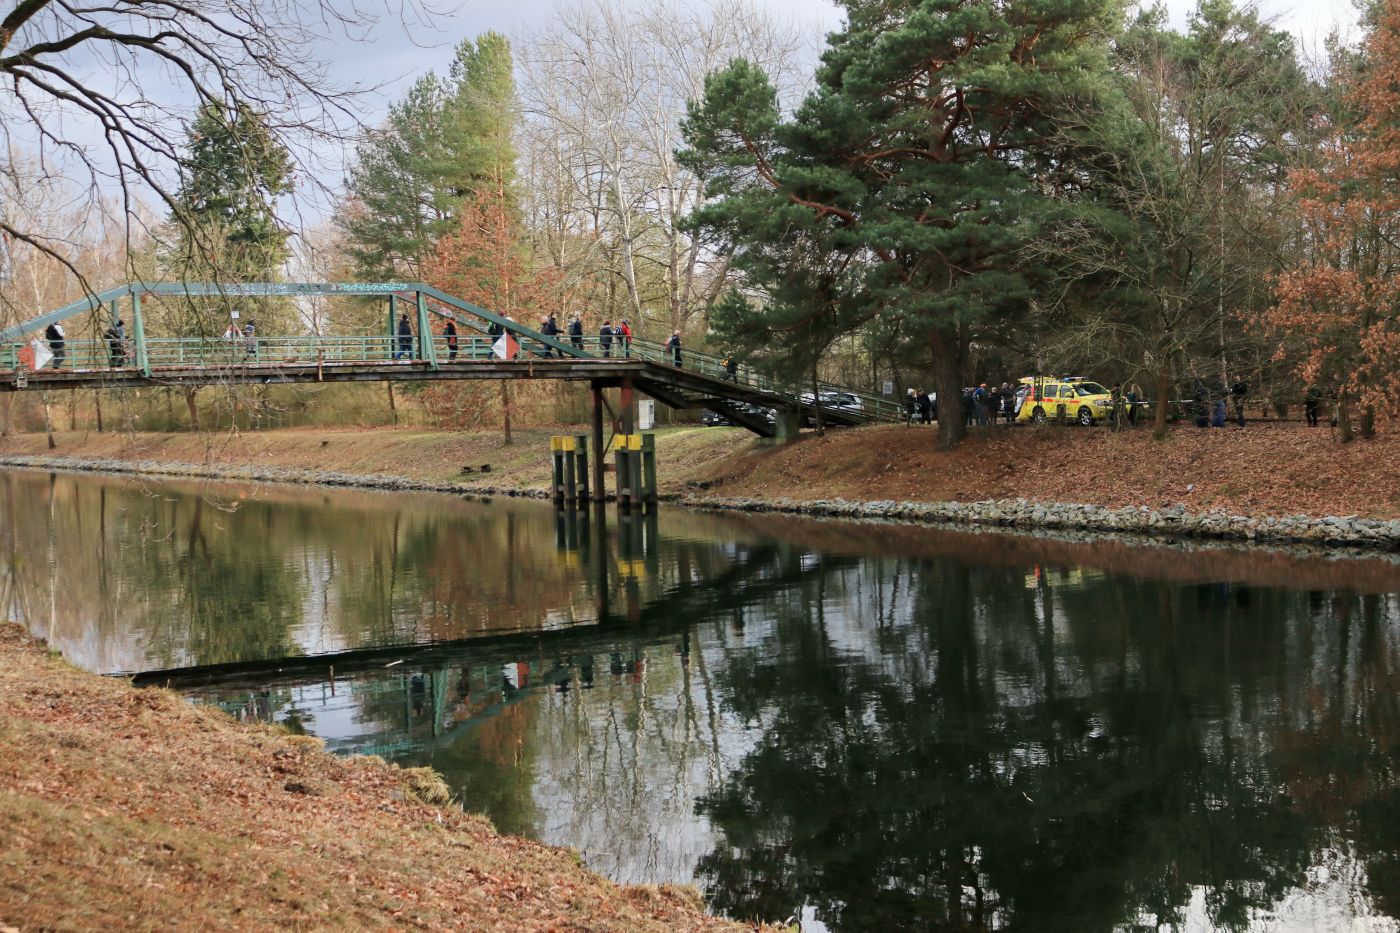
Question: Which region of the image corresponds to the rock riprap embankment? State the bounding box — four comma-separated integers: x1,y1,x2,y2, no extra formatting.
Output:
1,454,1395,550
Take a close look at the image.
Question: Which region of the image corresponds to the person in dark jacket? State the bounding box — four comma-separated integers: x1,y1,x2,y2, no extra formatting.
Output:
666,330,682,367
44,322,65,369
916,390,932,424
723,353,739,382
1305,385,1322,427
599,321,614,358
395,313,413,360
104,318,126,368
443,319,458,360
568,314,584,353
904,388,917,425
1230,380,1248,427
541,314,560,358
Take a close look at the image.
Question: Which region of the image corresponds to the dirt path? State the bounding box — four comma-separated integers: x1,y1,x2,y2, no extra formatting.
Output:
0,624,750,932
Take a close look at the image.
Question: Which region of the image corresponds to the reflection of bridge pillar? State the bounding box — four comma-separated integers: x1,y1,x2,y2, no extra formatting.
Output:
591,504,610,620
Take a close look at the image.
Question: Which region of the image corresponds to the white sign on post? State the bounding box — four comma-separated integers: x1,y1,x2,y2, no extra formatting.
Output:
882,380,893,396
230,310,240,320
638,399,655,431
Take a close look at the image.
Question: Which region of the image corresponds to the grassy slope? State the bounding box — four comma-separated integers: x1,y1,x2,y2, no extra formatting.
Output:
0,624,747,933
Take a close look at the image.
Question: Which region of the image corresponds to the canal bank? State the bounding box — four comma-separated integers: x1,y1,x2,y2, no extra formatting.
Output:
1,428,1398,550
0,622,747,932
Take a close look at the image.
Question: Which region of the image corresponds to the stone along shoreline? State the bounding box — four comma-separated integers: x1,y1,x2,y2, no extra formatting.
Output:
2,453,1396,551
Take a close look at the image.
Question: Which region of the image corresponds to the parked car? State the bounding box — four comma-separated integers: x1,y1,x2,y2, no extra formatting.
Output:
799,390,865,415
702,402,774,426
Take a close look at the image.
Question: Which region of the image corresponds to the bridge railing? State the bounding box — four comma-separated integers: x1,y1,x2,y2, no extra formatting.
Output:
603,335,903,423
3,329,902,423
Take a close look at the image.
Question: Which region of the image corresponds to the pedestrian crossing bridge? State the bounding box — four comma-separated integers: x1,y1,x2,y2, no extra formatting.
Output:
0,281,900,437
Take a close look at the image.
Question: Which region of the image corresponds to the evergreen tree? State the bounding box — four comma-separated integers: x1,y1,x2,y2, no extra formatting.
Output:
339,32,518,279
681,0,1124,448
173,102,294,278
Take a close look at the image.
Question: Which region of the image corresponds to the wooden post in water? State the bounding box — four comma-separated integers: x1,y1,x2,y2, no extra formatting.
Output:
550,436,566,506
640,432,657,509
626,433,644,510
563,436,578,505
575,434,590,503
615,433,633,509
590,384,606,503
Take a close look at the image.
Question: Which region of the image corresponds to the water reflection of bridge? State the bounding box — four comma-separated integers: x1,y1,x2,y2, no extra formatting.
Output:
140,507,851,693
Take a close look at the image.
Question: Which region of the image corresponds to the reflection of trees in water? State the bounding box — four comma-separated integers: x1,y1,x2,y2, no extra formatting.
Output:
696,561,1400,932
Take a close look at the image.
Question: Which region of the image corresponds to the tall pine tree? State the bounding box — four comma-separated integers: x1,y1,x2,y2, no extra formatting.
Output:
682,0,1124,448
174,102,294,279
339,32,518,279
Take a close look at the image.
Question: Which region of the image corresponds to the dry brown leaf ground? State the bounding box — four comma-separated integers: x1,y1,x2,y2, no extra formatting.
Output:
0,624,754,932
695,420,1400,519
0,418,1395,519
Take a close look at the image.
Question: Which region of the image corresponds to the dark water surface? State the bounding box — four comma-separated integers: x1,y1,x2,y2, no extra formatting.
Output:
5,467,1400,932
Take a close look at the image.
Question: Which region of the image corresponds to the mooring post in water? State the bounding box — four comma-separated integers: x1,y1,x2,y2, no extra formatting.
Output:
614,433,634,509
590,384,606,503
550,435,565,505
563,436,578,505
575,434,590,503
640,432,657,509
626,433,644,510
550,434,580,506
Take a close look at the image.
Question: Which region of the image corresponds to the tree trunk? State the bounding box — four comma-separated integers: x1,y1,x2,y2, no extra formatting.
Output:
184,387,201,432
95,391,104,433
811,368,824,438
932,328,966,451
1152,369,1172,440
500,381,513,445
42,393,56,449
1337,396,1354,444
1361,405,1375,438
0,394,11,436
386,382,398,425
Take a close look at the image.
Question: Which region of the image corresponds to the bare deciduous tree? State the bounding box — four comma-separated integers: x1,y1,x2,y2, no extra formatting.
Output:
518,0,814,338
0,0,411,294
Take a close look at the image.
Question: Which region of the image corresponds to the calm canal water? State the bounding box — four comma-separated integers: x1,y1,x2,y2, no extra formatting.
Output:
5,466,1400,931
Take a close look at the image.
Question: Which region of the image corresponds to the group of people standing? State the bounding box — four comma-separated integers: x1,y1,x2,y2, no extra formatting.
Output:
902,383,1020,427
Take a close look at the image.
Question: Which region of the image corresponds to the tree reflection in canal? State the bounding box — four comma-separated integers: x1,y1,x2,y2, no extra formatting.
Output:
4,467,1400,930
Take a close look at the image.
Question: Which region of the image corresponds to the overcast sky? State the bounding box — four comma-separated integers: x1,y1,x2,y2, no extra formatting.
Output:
330,0,1360,112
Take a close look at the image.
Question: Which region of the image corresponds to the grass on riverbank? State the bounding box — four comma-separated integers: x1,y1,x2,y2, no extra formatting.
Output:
1,417,1394,519
0,623,750,932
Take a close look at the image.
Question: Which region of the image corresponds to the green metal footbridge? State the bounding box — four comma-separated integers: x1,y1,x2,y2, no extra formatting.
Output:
0,281,901,437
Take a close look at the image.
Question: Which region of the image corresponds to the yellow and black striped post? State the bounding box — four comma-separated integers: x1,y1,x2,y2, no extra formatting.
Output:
575,434,590,503
550,435,580,506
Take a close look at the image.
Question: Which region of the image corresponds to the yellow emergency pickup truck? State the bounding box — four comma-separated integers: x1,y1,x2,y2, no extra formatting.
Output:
1015,377,1118,426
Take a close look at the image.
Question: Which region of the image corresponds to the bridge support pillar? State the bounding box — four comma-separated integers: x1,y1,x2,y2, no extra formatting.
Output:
772,407,801,443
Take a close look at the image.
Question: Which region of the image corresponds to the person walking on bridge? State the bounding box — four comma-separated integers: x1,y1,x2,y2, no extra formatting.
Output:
541,314,561,358
600,320,614,357
620,318,633,357
443,318,458,361
666,330,682,368
568,314,584,354
105,318,127,368
44,321,65,369
395,312,413,361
